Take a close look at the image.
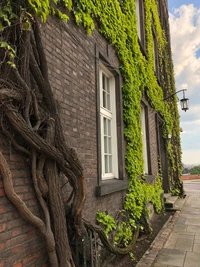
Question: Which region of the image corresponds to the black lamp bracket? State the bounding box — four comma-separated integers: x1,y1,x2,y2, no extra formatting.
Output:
164,89,187,101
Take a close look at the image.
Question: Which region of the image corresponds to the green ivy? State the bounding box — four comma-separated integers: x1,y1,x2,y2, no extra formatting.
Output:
1,0,183,248
72,0,182,245
96,211,116,236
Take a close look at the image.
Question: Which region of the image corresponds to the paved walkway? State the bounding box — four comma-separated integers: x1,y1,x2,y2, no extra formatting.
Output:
137,180,200,267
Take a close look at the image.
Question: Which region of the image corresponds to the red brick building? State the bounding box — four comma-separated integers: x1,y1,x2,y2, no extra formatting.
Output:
0,0,179,266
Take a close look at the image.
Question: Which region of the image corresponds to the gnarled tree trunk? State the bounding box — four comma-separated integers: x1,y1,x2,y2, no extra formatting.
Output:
0,15,85,266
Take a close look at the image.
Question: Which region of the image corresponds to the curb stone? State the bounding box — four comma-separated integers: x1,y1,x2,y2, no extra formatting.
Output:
136,211,180,267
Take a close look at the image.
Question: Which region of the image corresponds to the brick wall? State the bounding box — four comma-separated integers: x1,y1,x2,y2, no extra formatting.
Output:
42,16,126,220
181,175,200,180
0,133,47,266
0,17,126,266
0,14,160,266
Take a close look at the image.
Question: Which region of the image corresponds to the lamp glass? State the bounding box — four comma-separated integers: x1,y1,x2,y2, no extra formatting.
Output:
180,98,189,112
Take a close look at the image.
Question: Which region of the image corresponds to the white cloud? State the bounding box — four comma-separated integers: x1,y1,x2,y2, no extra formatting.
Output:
182,150,200,165
179,104,200,121
169,4,200,165
181,131,196,134
181,119,200,125
169,5,200,94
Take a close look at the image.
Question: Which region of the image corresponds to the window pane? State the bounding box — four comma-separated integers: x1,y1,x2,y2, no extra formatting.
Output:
109,156,112,173
107,93,110,110
103,117,107,134
135,0,141,40
108,119,111,136
104,136,107,153
103,90,106,108
105,155,108,173
102,73,105,89
141,106,149,174
108,137,112,154
107,77,110,93
101,72,112,111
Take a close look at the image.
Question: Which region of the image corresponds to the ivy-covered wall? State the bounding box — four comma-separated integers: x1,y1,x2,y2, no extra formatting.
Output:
68,0,182,187
68,0,183,240
0,0,183,255
0,0,183,197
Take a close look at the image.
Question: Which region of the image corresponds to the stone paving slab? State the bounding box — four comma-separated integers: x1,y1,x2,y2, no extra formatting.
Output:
185,218,200,226
173,197,188,211
184,251,200,267
137,180,200,267
156,266,179,267
174,238,193,251
155,248,186,267
175,217,186,225
193,243,200,252
178,233,194,239
195,233,200,239
164,236,177,249
154,263,168,267
136,212,180,267
173,224,187,233
187,225,200,232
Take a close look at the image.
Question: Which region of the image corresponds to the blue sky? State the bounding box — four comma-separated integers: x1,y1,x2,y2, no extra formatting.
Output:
168,0,200,165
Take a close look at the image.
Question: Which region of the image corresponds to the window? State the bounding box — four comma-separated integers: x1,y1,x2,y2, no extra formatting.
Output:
156,0,164,29
152,32,156,71
135,0,145,49
141,104,150,174
99,65,118,180
96,54,127,196
152,26,160,78
135,0,142,40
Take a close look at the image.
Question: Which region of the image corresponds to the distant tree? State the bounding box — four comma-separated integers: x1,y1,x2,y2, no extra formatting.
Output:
190,165,200,175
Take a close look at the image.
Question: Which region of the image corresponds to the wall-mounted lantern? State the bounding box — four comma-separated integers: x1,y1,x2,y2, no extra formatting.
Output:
164,89,189,112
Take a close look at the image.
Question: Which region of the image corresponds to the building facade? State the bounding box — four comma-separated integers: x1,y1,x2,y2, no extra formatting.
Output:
0,0,182,266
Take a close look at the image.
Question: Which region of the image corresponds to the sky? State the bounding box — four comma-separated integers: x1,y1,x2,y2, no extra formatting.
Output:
168,0,200,165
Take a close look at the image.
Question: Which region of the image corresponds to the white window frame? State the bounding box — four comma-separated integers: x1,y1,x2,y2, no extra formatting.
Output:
99,63,118,180
141,105,149,175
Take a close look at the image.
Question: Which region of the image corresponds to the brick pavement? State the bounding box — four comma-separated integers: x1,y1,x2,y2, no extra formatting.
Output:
137,180,200,267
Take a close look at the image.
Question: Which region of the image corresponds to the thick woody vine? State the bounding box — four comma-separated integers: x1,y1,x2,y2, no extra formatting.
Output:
0,0,183,266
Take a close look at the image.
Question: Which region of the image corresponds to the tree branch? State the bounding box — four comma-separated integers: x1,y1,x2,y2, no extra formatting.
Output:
31,149,59,267
32,91,41,131
84,219,139,255
0,150,45,235
13,68,32,127
1,126,30,156
33,20,49,81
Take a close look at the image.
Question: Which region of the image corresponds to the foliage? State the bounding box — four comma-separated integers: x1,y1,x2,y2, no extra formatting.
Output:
0,0,182,184
96,211,116,235
0,0,183,261
170,187,181,196
96,174,164,247
190,165,200,175
78,0,181,246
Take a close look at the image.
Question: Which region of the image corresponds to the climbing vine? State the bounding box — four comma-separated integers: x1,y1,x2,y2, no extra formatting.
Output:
0,0,183,265
71,0,182,242
72,0,183,246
